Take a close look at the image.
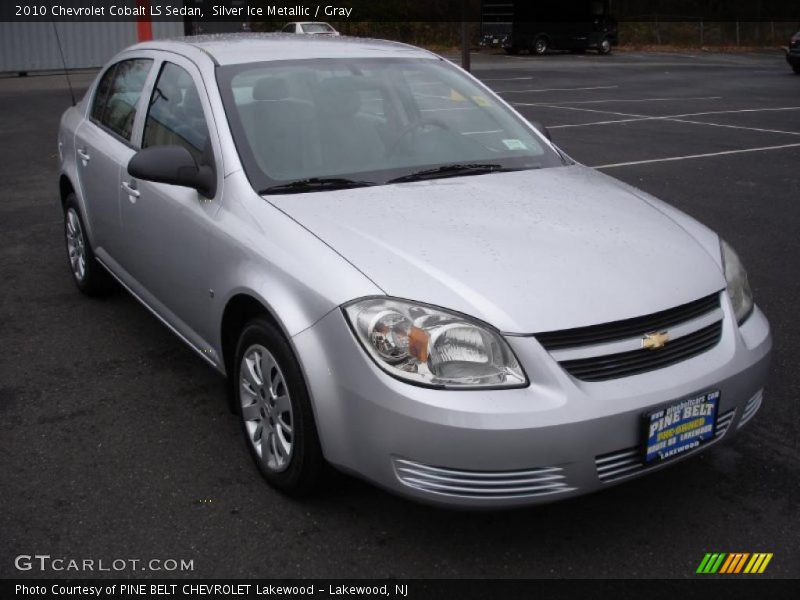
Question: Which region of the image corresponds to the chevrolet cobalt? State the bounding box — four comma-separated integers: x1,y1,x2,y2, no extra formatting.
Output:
57,34,771,507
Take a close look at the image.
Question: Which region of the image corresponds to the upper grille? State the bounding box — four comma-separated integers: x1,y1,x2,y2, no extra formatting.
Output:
536,293,720,350
559,321,722,382
392,458,575,499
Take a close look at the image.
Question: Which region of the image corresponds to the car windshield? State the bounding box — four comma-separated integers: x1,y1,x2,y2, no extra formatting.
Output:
216,57,566,193
303,23,334,33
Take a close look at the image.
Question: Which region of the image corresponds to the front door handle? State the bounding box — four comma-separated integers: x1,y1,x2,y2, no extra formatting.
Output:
77,148,91,162
121,180,140,201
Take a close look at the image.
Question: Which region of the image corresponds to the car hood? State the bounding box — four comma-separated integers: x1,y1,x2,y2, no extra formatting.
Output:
267,166,725,334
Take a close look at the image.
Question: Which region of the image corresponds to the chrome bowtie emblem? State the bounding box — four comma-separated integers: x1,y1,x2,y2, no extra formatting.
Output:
642,331,670,350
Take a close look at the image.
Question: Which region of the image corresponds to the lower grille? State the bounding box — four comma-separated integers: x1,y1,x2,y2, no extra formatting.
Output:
560,321,722,382
737,389,763,429
392,458,575,499
595,409,734,482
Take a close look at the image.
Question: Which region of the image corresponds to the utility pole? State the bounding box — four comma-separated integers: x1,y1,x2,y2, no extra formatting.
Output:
461,0,470,71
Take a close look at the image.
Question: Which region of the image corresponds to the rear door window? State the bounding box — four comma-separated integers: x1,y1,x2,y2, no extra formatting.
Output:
91,58,153,141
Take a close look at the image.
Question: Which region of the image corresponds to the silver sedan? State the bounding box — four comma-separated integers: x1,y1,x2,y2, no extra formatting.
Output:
57,34,771,508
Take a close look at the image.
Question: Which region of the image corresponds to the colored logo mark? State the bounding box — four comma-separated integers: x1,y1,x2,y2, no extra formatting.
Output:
696,553,773,574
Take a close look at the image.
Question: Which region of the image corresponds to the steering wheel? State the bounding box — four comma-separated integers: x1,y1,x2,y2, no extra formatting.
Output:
386,118,452,156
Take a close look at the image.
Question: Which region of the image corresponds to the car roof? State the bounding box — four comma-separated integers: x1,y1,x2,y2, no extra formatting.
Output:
131,33,436,66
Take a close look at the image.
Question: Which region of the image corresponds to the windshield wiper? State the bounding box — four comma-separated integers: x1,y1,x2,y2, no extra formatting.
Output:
260,177,376,195
387,163,518,184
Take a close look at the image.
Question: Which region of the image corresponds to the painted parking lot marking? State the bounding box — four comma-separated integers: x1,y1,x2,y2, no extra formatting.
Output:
666,106,800,118
593,143,800,169
509,89,800,167
497,85,618,94
519,104,643,118
513,95,722,106
668,118,800,137
518,102,800,136
480,76,535,82
546,106,800,130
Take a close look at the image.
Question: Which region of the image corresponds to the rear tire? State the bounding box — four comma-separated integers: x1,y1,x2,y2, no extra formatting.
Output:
598,36,612,55
792,64,800,74
234,317,326,496
63,193,114,296
532,36,549,55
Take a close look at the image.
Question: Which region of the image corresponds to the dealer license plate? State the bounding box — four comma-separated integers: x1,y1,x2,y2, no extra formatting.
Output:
644,391,719,463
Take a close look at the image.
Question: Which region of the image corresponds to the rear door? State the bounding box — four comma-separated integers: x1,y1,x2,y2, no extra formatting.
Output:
74,57,154,260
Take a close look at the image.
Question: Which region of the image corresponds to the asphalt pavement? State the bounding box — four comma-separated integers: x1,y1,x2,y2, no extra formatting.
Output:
1,50,798,579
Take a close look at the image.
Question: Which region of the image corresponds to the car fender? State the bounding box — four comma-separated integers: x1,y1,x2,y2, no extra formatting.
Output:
208,171,383,373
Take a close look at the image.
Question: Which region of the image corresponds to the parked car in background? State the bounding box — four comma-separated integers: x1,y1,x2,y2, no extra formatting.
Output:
280,22,339,36
786,31,800,74
58,34,770,508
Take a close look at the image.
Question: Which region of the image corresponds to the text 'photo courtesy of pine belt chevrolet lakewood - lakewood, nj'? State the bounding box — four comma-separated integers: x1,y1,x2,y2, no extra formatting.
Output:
57,33,771,508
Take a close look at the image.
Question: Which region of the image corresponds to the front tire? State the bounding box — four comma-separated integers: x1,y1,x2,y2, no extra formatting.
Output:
793,64,800,75
234,317,325,495
598,36,613,55
63,194,113,296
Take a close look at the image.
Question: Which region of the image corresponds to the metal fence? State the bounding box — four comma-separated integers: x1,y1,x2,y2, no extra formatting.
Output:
620,19,798,47
0,22,184,74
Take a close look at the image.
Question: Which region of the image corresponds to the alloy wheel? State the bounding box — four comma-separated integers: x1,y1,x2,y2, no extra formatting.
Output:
239,344,294,472
65,208,87,282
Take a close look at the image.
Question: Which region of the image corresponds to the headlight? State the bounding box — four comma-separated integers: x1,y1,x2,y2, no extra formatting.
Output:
343,298,527,389
721,239,754,324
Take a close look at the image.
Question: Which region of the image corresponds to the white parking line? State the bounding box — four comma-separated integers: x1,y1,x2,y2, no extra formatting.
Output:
514,96,722,106
546,106,800,129
538,105,800,136
669,106,800,118
593,143,800,169
549,117,646,128
520,104,640,118
497,85,618,94
669,118,800,137
480,76,535,82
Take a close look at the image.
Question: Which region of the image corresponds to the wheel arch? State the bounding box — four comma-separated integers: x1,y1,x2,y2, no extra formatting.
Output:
219,291,330,461
220,293,289,380
59,173,76,210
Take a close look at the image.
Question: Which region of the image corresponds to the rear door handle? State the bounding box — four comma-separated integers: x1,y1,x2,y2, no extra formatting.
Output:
121,180,140,200
77,148,91,162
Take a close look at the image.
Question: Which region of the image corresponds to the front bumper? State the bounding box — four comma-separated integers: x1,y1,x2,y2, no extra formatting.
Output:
293,297,771,508
786,48,800,67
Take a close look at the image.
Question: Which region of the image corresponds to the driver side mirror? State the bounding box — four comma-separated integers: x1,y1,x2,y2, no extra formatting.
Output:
529,120,552,142
128,145,216,198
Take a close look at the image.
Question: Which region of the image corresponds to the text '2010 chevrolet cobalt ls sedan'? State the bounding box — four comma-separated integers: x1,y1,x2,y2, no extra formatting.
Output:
58,34,771,507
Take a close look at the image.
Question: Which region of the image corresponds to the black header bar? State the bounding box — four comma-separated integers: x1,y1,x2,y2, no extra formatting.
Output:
2,1,800,23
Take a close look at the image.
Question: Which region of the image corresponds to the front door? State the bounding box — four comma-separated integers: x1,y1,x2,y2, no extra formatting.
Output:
119,57,222,352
